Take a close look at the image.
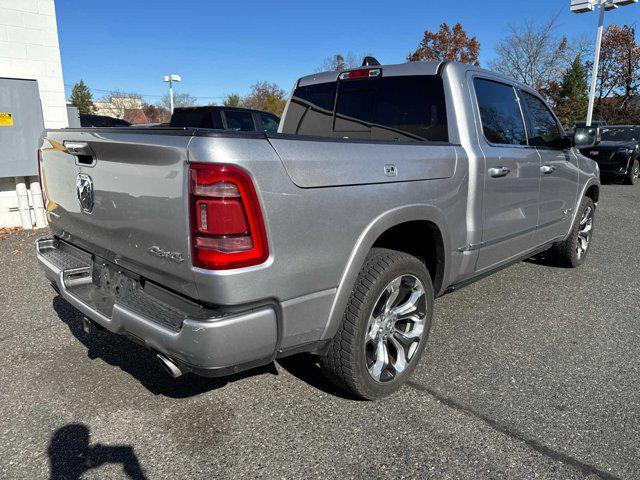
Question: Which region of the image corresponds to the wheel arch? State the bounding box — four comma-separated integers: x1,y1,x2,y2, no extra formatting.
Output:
563,178,600,242
371,220,446,294
584,183,600,204
320,205,451,341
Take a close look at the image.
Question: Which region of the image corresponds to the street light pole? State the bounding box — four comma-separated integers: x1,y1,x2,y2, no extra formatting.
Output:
169,78,174,113
586,0,606,127
163,74,182,114
571,0,638,127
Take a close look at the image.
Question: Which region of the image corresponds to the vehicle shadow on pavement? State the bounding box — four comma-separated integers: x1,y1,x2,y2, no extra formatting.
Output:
52,296,278,398
277,353,361,400
48,423,147,480
524,252,567,269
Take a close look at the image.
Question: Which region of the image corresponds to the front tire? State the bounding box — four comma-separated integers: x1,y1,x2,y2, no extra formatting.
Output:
552,196,595,268
321,248,434,400
625,159,639,185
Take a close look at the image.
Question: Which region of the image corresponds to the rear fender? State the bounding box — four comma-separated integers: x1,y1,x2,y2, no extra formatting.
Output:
566,177,600,238
320,204,451,341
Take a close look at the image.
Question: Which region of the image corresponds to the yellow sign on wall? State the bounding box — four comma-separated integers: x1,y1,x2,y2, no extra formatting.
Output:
0,112,13,126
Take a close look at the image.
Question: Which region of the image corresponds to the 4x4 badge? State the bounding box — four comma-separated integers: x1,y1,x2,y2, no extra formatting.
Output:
147,246,184,263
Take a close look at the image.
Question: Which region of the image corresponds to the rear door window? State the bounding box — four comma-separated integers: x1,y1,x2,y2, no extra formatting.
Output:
519,91,564,148
281,75,448,142
223,110,256,131
473,78,527,146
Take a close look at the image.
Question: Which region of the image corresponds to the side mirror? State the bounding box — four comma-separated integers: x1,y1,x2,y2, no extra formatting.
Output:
573,126,601,149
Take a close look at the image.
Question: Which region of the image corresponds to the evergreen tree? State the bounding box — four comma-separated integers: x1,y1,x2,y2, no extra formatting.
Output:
69,80,95,114
223,93,242,107
556,56,588,128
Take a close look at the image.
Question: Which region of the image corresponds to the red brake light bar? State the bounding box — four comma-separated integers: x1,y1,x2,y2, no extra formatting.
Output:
338,68,382,80
189,163,269,270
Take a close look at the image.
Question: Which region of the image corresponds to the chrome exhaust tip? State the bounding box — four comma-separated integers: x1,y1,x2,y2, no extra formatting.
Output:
156,353,183,378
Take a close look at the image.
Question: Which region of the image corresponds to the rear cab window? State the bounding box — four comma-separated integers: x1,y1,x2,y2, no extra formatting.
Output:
281,74,449,143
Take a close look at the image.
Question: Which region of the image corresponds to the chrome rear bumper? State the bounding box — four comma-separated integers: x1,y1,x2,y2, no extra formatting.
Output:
35,236,278,376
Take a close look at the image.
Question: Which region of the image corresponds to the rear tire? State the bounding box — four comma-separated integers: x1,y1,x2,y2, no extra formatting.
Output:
552,196,595,268
625,159,639,185
321,248,434,400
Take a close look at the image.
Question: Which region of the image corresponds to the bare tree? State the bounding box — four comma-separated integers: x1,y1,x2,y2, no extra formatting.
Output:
95,90,143,119
592,24,640,123
141,104,171,123
490,14,577,94
316,52,370,72
157,92,198,110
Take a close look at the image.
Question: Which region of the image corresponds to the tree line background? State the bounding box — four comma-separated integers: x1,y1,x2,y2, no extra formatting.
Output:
69,14,640,128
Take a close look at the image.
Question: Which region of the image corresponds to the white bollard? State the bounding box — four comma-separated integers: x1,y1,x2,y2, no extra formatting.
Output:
30,176,47,228
14,177,32,229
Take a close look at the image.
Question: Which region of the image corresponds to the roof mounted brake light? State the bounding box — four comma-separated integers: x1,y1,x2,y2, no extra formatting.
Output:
338,68,382,80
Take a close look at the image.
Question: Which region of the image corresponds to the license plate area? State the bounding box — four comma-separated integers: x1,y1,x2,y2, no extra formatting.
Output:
92,259,141,300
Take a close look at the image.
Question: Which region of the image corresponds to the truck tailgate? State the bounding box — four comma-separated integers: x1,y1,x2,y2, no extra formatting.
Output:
40,130,196,298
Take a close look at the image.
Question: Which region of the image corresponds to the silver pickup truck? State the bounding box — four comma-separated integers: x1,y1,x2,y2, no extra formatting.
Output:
36,61,600,399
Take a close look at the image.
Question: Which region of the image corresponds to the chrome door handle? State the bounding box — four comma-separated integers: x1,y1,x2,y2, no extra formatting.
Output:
488,166,510,178
541,165,556,174
64,141,93,156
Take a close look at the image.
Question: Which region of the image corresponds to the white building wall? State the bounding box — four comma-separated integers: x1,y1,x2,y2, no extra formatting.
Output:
0,0,68,129
0,0,66,228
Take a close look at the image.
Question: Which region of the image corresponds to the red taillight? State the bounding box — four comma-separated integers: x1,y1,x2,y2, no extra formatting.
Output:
338,68,381,80
189,163,268,270
196,198,248,235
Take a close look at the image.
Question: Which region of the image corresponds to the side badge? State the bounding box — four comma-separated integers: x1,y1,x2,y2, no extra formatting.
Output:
384,164,397,177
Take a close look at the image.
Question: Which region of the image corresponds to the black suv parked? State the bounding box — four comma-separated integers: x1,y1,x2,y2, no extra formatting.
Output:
580,125,640,185
169,106,280,133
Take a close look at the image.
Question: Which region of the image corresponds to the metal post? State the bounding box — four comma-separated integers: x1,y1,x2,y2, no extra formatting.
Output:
169,79,174,114
586,0,606,127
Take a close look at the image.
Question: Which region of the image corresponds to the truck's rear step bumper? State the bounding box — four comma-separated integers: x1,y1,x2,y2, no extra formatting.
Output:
35,236,278,376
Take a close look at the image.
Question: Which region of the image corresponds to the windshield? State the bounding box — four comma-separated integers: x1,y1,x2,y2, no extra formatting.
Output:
600,127,639,142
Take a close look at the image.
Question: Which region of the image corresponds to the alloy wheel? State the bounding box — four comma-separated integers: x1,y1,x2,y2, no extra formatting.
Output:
576,206,593,260
364,274,427,383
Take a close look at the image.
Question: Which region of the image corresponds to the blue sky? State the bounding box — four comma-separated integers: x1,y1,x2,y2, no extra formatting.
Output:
55,0,638,104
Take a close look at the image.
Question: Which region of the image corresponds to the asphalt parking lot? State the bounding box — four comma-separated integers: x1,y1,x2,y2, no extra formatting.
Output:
0,184,638,480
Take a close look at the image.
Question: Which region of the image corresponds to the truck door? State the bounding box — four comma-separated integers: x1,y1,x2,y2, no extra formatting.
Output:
518,90,579,243
472,77,542,271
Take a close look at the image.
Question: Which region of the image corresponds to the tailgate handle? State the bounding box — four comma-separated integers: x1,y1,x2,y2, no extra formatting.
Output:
64,141,96,166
